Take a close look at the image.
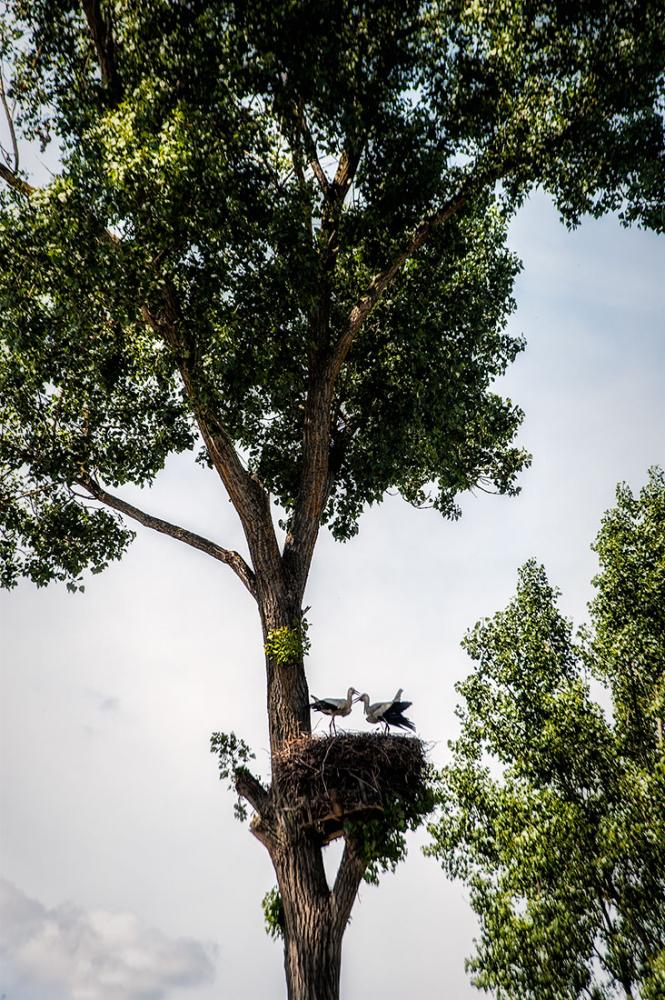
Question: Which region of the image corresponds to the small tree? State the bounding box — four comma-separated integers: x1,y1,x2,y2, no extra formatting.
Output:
429,469,665,1000
1,4,663,998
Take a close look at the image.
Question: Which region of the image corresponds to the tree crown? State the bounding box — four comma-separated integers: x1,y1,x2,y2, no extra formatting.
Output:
1,2,663,592
428,469,665,999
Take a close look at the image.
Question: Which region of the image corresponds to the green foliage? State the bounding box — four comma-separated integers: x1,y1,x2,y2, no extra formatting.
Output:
0,487,133,591
347,776,436,886
261,886,285,941
584,467,665,755
264,620,311,666
2,2,663,585
427,471,665,999
209,731,256,822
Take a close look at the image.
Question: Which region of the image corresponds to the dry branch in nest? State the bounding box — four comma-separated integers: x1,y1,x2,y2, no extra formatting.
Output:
272,732,429,845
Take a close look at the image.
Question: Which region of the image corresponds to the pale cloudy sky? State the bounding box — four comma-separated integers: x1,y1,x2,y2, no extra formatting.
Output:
1,190,664,1000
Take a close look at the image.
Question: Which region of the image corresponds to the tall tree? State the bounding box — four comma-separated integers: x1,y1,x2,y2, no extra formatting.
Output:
428,470,665,1000
1,4,663,998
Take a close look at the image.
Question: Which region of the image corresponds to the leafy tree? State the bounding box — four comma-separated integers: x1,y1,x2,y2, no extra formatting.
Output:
428,470,665,1000
1,4,663,998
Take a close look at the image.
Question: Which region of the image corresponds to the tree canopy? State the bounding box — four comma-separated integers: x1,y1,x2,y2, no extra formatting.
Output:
1,0,663,596
1,7,665,998
428,469,665,1000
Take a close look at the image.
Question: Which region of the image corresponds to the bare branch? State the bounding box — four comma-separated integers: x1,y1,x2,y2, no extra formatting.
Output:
0,67,19,173
79,472,258,598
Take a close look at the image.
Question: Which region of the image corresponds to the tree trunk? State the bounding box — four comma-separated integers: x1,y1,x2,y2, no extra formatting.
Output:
272,827,362,1000
283,909,344,1000
261,595,312,749
278,849,344,1000
253,585,365,1000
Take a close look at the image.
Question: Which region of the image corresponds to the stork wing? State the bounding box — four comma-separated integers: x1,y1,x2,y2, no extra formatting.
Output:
368,698,411,716
382,703,416,731
390,714,416,732
368,700,390,716
310,697,344,711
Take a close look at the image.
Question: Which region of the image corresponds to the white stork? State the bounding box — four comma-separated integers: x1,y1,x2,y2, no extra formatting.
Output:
357,689,415,733
309,687,359,734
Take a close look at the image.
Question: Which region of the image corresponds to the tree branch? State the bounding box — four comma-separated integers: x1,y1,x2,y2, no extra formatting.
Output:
79,473,258,598
79,0,121,102
280,139,366,597
1,150,272,595
330,106,590,382
330,186,469,381
0,67,19,173
330,142,362,198
281,372,334,600
140,296,285,599
297,107,329,195
331,838,367,931
235,769,277,849
235,766,270,815
0,180,270,599
0,162,35,196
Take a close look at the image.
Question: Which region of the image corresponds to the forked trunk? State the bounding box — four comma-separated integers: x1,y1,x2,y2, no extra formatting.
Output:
274,834,347,1000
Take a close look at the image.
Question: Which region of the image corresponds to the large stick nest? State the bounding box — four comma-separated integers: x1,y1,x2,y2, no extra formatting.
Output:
272,732,429,845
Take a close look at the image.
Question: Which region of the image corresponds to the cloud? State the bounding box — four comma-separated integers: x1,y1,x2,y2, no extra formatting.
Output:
0,879,216,1000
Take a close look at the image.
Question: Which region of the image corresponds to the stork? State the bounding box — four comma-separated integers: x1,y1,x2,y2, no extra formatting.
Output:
309,687,359,735
357,689,416,733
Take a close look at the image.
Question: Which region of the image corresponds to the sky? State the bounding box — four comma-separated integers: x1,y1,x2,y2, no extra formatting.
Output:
1,189,664,1000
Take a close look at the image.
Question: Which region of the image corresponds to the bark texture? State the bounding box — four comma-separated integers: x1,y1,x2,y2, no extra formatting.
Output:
235,631,367,1000
277,837,342,1000
273,824,366,1000
262,608,312,749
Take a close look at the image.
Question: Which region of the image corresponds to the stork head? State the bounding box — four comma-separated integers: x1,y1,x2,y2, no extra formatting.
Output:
356,693,370,712
346,686,359,700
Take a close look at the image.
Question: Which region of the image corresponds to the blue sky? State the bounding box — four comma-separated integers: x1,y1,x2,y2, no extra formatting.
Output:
1,190,664,999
